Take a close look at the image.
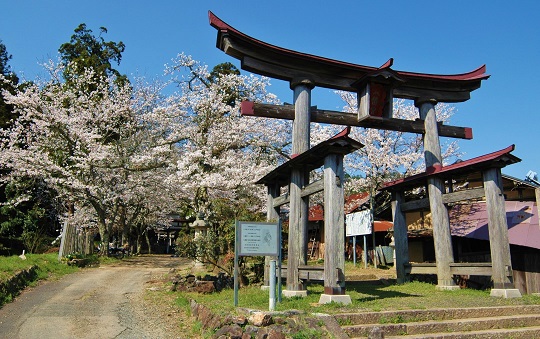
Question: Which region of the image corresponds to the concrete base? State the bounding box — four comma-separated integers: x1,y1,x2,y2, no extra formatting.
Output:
260,285,270,291
318,294,352,305
436,285,461,291
490,288,522,298
282,290,308,298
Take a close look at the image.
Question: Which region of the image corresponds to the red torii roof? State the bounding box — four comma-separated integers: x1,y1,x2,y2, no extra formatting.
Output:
256,127,363,186
209,11,489,103
381,145,521,191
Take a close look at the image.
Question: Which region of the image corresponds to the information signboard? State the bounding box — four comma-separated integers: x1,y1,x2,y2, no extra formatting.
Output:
234,220,281,307
237,221,279,256
345,210,372,236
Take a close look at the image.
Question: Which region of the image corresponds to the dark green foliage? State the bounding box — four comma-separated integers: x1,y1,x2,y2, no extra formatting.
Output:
0,40,19,130
208,62,240,83
208,62,241,106
59,24,128,89
0,177,60,253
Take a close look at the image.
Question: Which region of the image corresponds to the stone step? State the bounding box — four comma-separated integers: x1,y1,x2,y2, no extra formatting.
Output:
334,304,540,325
385,326,540,339
342,314,540,338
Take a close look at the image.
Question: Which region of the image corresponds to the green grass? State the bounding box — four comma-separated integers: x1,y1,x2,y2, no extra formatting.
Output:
0,253,80,284
179,280,540,316
0,253,85,307
292,328,323,339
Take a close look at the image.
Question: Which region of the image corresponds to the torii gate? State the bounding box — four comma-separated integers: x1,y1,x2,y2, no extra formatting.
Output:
208,11,516,296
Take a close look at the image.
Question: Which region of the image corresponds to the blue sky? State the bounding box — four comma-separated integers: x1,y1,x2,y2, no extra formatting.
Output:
2,1,539,180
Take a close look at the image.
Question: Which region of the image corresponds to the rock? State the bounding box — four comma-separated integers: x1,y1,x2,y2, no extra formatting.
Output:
224,315,247,326
190,299,200,317
203,274,217,281
213,324,243,339
195,281,215,294
368,326,385,339
266,328,286,339
244,325,259,336
256,327,269,339
249,312,273,327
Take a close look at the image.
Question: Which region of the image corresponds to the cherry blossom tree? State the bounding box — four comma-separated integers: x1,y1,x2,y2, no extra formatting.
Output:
1,53,292,257
0,63,181,254
165,54,291,223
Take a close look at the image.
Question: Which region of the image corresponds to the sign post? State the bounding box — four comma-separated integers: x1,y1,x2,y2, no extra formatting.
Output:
269,260,276,311
234,221,280,308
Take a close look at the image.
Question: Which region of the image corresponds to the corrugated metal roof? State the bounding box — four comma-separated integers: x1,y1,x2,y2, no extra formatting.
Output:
450,201,540,250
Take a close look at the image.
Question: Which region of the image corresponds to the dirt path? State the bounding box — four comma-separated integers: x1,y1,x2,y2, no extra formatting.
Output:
0,255,193,339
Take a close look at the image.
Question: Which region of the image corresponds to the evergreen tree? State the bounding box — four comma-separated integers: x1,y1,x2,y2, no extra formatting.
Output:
59,24,128,89
0,40,19,130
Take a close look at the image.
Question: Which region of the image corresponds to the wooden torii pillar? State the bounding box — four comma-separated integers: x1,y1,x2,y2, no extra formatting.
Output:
286,79,313,295
483,167,521,297
417,99,459,290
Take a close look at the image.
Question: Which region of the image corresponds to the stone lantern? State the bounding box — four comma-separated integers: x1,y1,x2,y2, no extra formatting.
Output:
190,213,209,267
388,227,396,273
190,213,209,239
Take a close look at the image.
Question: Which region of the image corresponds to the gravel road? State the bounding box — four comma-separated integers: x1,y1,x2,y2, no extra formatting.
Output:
0,255,192,339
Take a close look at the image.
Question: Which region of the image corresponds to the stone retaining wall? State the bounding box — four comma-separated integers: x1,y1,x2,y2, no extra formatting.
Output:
188,298,345,338
0,265,38,306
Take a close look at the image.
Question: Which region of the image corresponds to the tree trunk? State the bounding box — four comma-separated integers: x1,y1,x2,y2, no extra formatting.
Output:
145,230,152,254
136,234,142,254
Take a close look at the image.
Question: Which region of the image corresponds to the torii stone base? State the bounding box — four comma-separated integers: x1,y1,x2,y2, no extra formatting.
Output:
283,290,308,298
318,294,352,305
436,285,461,291
490,289,522,298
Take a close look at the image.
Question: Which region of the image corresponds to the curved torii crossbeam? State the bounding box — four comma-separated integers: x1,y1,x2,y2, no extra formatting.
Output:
209,11,488,139
209,11,489,102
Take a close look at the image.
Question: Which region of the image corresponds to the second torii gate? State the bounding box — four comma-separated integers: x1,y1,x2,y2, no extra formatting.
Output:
208,11,511,294
256,127,363,303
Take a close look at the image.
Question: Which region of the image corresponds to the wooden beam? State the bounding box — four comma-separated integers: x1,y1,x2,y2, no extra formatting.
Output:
301,179,324,198
273,193,289,208
405,262,511,276
419,101,456,289
392,191,409,284
400,187,486,212
241,102,473,140
272,179,325,208
323,153,346,294
358,83,370,120
400,198,429,212
443,187,486,204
